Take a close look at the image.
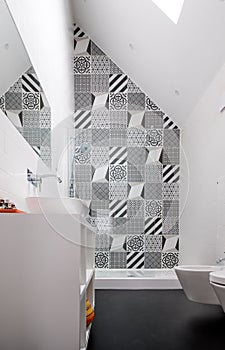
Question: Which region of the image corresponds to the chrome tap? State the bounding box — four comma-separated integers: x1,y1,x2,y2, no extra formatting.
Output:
216,252,225,264
27,169,62,190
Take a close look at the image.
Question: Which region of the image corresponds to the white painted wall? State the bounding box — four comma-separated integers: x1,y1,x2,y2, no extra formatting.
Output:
0,110,60,212
0,0,30,96
180,63,225,265
6,0,74,195
72,0,225,126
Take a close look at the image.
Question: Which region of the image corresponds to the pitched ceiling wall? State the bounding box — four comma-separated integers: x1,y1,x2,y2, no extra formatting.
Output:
71,0,225,127
0,0,30,96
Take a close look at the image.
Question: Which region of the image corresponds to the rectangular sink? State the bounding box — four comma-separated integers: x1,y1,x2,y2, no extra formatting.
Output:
26,197,89,217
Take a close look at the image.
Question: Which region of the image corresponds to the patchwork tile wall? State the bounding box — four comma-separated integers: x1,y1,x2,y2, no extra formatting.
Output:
70,24,180,269
0,66,51,167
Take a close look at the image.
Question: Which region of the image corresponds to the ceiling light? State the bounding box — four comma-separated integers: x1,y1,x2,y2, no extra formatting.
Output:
152,0,184,24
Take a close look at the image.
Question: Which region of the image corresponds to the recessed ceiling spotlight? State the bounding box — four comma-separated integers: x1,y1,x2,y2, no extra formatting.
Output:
174,89,180,96
152,0,185,24
129,43,134,50
4,43,9,50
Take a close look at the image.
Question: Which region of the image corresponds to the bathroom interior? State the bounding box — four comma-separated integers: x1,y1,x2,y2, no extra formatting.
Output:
1,0,225,349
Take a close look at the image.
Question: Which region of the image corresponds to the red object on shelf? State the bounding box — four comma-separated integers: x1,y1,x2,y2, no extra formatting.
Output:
0,209,25,213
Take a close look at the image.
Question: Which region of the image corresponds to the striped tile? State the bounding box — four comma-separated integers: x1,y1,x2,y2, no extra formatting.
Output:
74,24,85,38
127,252,144,269
74,110,91,128
163,115,178,129
22,74,40,93
163,165,180,183
109,200,127,217
109,147,127,164
109,74,128,93
145,218,162,235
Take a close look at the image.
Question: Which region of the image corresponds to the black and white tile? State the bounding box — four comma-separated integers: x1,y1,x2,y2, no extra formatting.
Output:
0,67,51,166
71,24,180,269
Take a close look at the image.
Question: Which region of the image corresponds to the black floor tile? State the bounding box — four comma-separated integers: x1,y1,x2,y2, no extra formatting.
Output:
87,290,225,350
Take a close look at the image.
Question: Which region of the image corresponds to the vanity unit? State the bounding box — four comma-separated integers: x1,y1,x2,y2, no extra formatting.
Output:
0,210,95,350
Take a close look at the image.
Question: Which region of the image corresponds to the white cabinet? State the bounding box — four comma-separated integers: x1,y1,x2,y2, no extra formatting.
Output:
0,214,95,350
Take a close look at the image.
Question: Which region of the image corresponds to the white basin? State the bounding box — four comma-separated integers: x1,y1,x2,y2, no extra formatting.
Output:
26,197,89,217
210,269,225,312
175,265,222,304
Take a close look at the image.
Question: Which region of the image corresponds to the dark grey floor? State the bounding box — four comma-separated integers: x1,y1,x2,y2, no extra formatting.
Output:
87,289,225,350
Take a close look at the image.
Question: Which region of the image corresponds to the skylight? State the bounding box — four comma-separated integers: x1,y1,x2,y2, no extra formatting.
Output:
152,0,184,24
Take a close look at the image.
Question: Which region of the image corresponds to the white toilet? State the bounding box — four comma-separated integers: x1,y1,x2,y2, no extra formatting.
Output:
210,269,225,312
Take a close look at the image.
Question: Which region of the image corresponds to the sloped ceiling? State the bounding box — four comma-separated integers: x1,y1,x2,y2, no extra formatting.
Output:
71,0,225,127
0,0,30,96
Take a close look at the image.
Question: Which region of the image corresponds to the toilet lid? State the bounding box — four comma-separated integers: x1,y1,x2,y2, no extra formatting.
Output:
210,269,225,284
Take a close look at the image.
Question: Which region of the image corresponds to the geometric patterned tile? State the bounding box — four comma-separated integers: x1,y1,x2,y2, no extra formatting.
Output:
163,183,179,200
74,129,92,145
74,75,91,92
74,92,93,111
92,183,109,200
163,129,180,147
144,252,161,268
127,199,145,218
145,235,162,252
109,200,127,217
127,217,145,234
92,74,109,93
109,164,127,182
5,92,22,110
109,60,123,74
74,146,91,164
0,95,5,109
92,129,109,146
75,182,92,200
92,110,110,128
145,129,163,147
127,128,145,147
144,183,162,200
96,233,112,251
92,147,109,166
145,200,162,218
162,235,179,252
127,147,147,165
163,200,179,217
95,252,109,268
162,252,179,269
109,252,127,268
110,217,127,235
163,165,180,183
127,164,145,182
127,252,144,269
74,56,91,74
160,148,180,165
145,218,162,235
109,183,128,200
74,164,92,182
144,111,164,129
109,129,127,147
109,93,128,111
145,97,160,111
128,179,144,200
162,217,179,235
110,111,128,128
92,56,110,74
109,74,128,93
145,163,163,183
126,234,145,251
22,93,40,110
127,78,142,93
128,93,145,110
110,235,126,252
